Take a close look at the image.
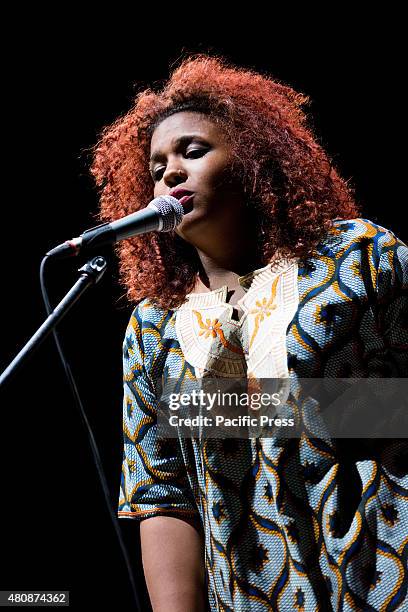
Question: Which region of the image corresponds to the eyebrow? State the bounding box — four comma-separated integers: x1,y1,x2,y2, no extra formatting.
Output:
149,134,207,167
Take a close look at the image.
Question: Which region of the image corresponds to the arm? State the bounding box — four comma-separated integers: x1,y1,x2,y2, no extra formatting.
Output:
118,305,207,609
140,515,206,612
373,235,408,375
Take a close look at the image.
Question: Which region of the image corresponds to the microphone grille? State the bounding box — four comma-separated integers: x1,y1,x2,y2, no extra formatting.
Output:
148,195,185,232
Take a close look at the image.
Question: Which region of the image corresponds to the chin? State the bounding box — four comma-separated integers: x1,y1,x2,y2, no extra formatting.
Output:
175,208,206,239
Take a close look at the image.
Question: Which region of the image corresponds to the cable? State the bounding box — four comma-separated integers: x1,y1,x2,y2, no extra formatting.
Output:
39,255,143,612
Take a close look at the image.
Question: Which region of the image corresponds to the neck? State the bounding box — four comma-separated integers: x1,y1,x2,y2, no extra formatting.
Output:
185,208,263,291
194,244,262,291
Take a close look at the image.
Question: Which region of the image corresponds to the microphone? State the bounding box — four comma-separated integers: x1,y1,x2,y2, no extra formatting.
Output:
46,195,184,259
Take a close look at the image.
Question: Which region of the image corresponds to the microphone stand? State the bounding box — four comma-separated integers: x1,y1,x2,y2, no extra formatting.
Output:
0,256,107,387
1,253,144,612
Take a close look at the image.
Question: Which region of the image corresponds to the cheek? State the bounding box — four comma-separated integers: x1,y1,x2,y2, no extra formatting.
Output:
152,182,165,198
200,158,235,191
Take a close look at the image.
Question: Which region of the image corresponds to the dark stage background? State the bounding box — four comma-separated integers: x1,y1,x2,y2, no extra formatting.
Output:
1,17,405,611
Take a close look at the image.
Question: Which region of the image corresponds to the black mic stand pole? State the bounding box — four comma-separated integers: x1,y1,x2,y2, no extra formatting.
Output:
0,256,106,387
1,254,144,612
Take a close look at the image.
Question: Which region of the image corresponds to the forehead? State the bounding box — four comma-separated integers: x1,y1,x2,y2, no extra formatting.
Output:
150,111,224,152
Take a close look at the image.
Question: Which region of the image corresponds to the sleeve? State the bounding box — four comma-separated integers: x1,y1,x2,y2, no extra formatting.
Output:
117,306,200,521
370,229,408,376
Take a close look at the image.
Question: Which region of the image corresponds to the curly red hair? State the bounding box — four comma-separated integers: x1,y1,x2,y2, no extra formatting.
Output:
90,54,359,309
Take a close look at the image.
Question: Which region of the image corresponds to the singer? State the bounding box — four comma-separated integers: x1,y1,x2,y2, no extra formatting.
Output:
90,55,407,611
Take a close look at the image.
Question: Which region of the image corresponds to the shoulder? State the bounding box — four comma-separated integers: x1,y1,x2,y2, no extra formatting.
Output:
311,218,407,294
318,218,407,259
123,298,174,351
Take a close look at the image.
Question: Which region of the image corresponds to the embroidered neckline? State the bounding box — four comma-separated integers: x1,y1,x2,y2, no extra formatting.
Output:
174,258,300,378
178,257,296,322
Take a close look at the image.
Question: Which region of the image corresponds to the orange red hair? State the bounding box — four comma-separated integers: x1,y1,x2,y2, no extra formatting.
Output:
90,54,359,308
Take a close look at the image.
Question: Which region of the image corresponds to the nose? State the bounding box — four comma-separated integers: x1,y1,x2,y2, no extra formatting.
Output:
162,165,188,188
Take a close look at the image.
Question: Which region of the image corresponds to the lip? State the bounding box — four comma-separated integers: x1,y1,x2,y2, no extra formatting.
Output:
179,194,194,214
169,188,195,200
169,188,195,214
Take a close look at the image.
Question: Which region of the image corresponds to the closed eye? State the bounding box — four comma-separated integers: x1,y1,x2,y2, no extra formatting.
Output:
151,147,209,181
186,148,208,158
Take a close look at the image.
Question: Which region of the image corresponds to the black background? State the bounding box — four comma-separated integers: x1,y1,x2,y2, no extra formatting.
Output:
1,13,405,611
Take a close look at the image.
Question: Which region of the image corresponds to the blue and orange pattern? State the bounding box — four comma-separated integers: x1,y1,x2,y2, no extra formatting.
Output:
118,219,408,611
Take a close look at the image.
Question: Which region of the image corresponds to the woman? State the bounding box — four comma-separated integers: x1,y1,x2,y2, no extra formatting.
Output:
91,55,407,611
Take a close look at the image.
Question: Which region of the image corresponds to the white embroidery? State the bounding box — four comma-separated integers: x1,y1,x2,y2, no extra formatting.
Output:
174,260,299,380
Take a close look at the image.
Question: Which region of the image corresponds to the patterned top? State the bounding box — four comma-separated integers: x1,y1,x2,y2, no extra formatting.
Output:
118,219,408,611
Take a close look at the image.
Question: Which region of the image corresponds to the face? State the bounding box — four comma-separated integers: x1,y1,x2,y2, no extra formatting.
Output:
149,111,248,247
